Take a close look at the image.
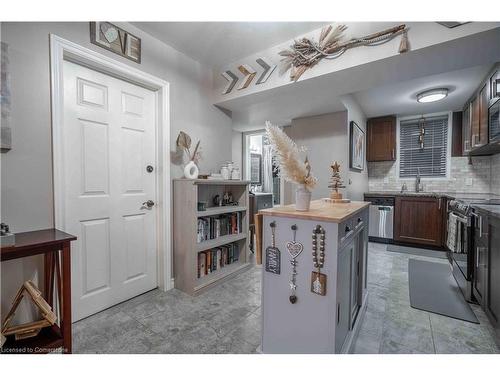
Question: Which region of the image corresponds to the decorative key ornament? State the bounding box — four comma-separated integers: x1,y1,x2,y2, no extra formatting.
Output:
311,225,327,296
286,224,303,304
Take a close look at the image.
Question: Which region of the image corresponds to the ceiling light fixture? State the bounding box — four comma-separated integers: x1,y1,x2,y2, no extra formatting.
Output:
417,88,448,103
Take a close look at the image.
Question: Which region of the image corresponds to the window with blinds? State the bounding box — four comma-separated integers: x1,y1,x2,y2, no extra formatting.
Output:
399,115,448,178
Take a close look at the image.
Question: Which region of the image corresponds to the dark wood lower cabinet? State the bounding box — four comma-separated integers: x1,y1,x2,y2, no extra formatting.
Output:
394,196,446,247
486,216,500,326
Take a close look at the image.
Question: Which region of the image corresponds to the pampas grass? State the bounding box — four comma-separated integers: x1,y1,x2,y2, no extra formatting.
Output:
265,121,317,191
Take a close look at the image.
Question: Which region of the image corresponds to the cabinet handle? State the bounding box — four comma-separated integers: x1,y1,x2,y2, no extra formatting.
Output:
392,149,395,159
355,220,364,230
337,304,340,325
479,216,483,237
476,247,480,268
438,198,441,210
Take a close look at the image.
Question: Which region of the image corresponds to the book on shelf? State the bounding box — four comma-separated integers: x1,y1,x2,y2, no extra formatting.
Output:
196,212,243,243
197,242,241,278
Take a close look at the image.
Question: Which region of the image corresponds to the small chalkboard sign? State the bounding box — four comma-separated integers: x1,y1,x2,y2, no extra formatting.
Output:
265,246,281,274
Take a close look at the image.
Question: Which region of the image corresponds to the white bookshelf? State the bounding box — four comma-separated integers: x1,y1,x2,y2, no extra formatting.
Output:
173,178,251,296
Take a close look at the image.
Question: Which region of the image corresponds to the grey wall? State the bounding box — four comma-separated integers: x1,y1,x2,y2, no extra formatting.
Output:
231,130,243,172
341,95,369,201
285,112,349,204
0,22,232,322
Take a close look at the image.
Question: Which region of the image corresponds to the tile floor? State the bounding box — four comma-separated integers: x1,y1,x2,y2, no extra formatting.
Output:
73,243,500,354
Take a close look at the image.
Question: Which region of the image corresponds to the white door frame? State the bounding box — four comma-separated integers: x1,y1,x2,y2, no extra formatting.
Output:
49,34,173,292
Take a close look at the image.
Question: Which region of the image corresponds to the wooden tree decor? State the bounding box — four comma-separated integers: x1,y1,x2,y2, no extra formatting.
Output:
327,161,349,203
1,281,57,344
279,24,409,81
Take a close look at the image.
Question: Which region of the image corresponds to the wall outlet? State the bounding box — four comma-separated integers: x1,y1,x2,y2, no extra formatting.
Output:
465,178,473,186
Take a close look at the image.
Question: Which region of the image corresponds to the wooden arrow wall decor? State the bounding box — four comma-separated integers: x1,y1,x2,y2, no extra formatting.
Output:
237,64,256,90
255,58,276,84
221,70,239,94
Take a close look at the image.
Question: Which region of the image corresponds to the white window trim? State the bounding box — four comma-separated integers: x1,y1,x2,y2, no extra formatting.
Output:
396,111,452,180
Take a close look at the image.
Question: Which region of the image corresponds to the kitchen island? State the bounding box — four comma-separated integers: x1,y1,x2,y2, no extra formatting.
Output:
259,200,370,353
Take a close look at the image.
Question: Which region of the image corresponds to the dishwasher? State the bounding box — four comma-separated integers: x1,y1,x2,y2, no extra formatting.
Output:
365,196,394,242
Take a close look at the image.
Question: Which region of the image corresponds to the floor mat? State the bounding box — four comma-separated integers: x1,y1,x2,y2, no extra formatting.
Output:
387,244,447,259
408,259,479,323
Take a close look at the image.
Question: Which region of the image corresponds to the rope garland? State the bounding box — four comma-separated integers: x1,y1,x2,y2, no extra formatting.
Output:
280,24,409,81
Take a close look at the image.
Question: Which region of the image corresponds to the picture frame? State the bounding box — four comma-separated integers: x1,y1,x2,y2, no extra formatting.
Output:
90,22,141,64
250,153,262,185
349,121,365,171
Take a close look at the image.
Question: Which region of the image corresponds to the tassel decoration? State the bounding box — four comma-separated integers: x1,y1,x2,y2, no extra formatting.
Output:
399,30,409,53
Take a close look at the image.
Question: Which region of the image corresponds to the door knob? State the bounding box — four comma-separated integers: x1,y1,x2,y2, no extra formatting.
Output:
142,200,155,208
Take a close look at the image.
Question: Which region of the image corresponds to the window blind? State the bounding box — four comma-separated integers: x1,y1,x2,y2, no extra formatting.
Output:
399,115,448,178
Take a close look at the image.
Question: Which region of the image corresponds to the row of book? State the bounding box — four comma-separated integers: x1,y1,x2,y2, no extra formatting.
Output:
197,242,240,278
197,212,242,243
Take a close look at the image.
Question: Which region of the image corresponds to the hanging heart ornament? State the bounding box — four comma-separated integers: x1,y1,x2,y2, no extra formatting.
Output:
286,241,303,259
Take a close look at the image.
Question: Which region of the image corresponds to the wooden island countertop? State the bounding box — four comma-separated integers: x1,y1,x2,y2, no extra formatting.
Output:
259,199,370,223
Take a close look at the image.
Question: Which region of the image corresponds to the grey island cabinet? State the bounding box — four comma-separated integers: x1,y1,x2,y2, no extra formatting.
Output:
259,200,370,353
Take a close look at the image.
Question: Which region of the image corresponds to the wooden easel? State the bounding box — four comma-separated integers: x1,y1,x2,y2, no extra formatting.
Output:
1,280,57,344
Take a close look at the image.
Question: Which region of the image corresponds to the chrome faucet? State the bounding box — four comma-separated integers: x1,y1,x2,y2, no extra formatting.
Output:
415,168,422,192
401,182,408,193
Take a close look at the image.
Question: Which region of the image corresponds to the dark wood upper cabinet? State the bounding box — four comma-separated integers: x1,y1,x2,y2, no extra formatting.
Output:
478,83,489,147
367,116,396,162
471,95,480,148
467,83,489,151
452,111,463,157
463,103,472,154
394,196,446,247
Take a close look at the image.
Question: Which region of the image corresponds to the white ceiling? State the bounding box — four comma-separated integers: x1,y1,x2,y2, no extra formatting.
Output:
132,22,328,68
353,65,492,118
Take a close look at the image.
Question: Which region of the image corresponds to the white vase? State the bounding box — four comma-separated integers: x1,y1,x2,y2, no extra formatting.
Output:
183,160,199,179
295,184,312,211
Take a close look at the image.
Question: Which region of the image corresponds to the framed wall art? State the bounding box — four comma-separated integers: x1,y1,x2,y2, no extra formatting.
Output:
90,22,141,63
349,121,365,171
250,153,262,185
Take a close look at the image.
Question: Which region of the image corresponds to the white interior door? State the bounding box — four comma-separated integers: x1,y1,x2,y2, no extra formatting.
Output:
62,61,157,321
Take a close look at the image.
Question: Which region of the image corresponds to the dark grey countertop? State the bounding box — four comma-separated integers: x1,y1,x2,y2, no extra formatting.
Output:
364,191,455,199
365,191,500,202
472,204,500,219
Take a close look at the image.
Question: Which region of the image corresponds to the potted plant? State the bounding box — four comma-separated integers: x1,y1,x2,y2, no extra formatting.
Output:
265,122,317,211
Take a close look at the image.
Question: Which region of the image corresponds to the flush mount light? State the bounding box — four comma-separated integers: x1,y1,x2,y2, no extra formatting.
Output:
417,88,449,103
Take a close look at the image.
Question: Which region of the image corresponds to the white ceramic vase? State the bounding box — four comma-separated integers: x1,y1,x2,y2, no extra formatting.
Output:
295,184,312,211
183,160,199,179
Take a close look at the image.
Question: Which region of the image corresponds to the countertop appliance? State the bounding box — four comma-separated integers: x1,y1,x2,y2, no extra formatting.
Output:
447,199,475,302
365,196,394,242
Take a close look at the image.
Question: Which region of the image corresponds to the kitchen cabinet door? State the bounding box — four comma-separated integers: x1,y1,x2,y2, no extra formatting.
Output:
477,84,489,148
462,104,472,154
487,216,500,326
473,213,488,306
471,95,480,149
335,241,353,353
394,196,445,247
367,116,396,161
350,235,361,328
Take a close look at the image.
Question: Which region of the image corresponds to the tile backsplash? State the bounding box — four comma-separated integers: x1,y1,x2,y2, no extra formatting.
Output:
368,156,496,194
492,154,500,195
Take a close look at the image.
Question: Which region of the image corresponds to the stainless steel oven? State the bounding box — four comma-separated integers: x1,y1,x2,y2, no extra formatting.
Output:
447,200,475,302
